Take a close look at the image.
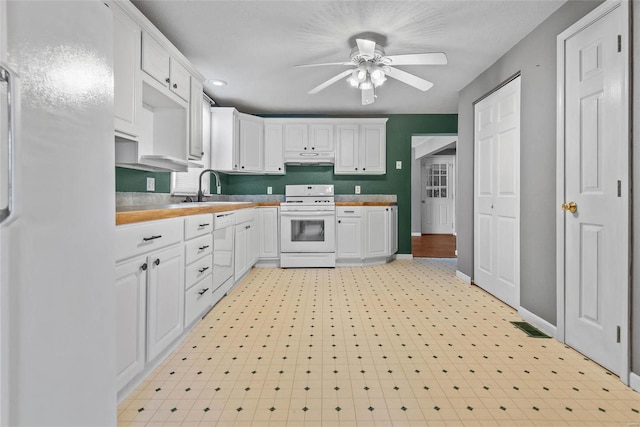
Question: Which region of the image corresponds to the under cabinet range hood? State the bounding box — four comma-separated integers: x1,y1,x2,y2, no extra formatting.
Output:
115,138,203,172
284,151,335,165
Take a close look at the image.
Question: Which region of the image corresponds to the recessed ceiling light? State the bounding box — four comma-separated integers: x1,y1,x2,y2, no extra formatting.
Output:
209,79,227,86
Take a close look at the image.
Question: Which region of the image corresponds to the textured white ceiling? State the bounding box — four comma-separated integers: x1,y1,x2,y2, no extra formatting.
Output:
131,0,567,115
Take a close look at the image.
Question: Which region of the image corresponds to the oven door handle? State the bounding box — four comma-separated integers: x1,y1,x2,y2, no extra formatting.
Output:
280,211,335,217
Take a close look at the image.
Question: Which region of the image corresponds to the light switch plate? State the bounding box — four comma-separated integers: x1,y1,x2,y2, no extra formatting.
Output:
355,185,361,194
267,186,272,195
396,161,402,169
146,177,155,192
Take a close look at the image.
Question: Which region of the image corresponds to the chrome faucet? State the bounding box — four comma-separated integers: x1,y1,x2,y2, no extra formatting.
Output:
197,169,221,202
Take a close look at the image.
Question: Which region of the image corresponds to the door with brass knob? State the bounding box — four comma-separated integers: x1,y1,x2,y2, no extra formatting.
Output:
561,201,577,213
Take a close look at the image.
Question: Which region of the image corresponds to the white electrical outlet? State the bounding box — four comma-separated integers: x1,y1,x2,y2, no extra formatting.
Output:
355,185,361,194
216,186,221,195
396,161,402,169
267,186,272,195
146,177,155,192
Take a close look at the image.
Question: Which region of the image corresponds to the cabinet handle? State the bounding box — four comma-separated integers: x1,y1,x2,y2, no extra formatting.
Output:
344,210,355,213
173,83,178,89
241,166,245,169
154,259,160,266
303,147,307,150
198,266,210,273
363,168,366,171
165,77,170,84
386,208,389,211
198,288,209,296
0,65,16,224
198,245,210,250
338,220,341,224
199,223,210,227
355,167,358,171
311,147,315,150
141,263,148,271
143,235,162,242
278,167,281,170
245,225,250,229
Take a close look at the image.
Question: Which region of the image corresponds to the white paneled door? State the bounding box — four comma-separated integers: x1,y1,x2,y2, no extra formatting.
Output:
421,156,455,234
474,76,520,309
559,2,627,377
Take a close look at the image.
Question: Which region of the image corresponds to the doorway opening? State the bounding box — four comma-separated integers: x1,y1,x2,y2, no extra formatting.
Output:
411,135,457,258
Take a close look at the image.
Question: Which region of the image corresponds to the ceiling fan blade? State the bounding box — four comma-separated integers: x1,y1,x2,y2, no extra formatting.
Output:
361,87,375,105
294,62,353,68
356,38,376,59
385,67,434,92
384,52,447,66
308,69,353,94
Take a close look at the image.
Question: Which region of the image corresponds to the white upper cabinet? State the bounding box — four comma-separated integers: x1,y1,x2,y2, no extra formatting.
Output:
264,122,285,174
309,123,334,151
335,120,387,175
113,6,142,139
283,121,334,156
238,113,264,172
141,32,190,102
284,123,308,152
188,78,203,159
211,108,265,173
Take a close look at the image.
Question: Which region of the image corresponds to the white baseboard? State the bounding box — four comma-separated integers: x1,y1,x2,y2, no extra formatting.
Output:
396,254,413,260
456,270,471,284
517,306,558,339
411,232,421,237
630,372,640,393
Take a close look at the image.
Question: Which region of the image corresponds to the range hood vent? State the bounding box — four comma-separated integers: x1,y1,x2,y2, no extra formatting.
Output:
284,151,335,165
115,137,202,172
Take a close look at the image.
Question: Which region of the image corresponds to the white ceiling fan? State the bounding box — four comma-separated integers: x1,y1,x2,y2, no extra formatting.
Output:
296,38,447,105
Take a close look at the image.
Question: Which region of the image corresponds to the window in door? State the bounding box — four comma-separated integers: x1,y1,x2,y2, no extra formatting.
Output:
425,163,449,199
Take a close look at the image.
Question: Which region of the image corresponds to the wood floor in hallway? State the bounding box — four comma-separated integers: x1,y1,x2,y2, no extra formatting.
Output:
412,233,456,258
118,259,640,426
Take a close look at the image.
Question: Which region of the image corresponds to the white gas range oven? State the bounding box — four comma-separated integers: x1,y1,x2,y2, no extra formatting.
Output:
280,185,336,268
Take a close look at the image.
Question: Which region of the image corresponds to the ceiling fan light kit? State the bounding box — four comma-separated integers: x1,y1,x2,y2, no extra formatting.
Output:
296,38,447,105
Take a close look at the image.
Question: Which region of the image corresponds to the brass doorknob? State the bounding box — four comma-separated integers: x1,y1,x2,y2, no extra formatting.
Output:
562,201,577,213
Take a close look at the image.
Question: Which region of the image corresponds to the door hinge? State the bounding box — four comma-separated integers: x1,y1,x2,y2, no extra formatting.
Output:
616,325,621,343
618,180,622,197
617,35,622,52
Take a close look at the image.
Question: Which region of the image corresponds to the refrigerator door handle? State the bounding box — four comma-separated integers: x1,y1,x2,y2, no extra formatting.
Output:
0,63,17,224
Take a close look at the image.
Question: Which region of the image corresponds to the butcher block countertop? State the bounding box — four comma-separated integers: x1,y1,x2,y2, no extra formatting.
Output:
116,201,395,225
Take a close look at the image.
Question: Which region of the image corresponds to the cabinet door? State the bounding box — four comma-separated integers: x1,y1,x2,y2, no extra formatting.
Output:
364,207,389,258
334,124,359,174
141,32,170,87
188,78,203,159
239,115,264,172
337,217,362,259
284,123,308,152
115,257,147,390
309,123,334,151
257,207,279,258
169,57,190,102
113,9,141,138
264,123,284,174
146,245,184,362
247,220,259,266
234,224,248,280
360,124,386,174
210,108,240,172
388,206,398,255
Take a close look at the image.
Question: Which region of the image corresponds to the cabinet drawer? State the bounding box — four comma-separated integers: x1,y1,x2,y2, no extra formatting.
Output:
116,217,183,262
185,275,213,326
185,254,213,290
184,214,214,240
185,234,213,264
234,207,255,224
337,206,362,217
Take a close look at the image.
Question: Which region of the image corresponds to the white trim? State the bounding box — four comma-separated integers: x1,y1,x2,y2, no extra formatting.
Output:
518,307,558,339
396,254,413,260
456,270,471,284
556,0,629,384
630,372,640,393
411,232,421,237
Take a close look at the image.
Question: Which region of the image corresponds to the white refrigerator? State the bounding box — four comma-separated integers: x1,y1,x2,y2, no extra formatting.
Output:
1,1,117,425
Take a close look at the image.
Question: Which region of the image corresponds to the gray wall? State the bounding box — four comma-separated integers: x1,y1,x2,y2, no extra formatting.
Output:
456,1,601,325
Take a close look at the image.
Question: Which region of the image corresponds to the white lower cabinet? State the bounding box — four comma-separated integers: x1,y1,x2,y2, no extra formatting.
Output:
337,205,397,264
183,214,214,326
234,208,257,281
336,207,363,260
115,256,147,391
146,244,184,362
257,207,279,261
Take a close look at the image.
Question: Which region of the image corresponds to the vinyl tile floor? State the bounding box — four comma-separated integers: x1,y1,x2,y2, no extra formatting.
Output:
118,259,640,426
